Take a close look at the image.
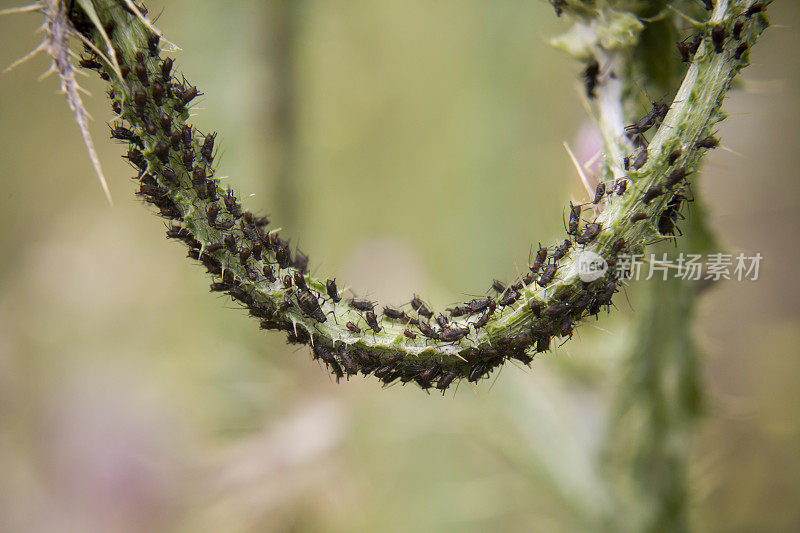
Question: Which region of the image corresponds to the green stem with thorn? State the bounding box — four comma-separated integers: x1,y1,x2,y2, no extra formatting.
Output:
34,0,770,390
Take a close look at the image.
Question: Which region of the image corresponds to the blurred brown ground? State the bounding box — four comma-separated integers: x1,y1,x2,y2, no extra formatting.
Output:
0,1,797,532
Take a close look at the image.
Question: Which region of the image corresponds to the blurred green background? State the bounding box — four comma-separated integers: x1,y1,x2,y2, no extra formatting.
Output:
0,1,798,531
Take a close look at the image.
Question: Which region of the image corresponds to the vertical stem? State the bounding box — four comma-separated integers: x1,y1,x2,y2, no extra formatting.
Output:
604,199,716,532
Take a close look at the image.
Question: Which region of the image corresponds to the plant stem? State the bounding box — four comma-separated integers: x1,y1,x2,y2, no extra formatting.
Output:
49,0,769,390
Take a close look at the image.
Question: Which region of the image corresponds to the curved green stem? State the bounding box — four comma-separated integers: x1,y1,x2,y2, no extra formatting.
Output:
48,0,769,390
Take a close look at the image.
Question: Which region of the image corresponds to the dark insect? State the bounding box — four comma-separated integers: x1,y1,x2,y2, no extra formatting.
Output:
418,322,440,340
435,371,457,392
550,0,567,17
467,297,494,313
346,321,361,334
213,220,234,231
182,149,194,171
192,166,205,185
610,237,626,256
276,242,291,268
575,222,602,245
536,336,551,353
734,43,748,60
160,57,174,81
440,326,470,343
630,212,648,223
531,244,548,273
206,204,220,225
642,185,664,205
204,242,223,254
666,167,688,189
109,123,142,147
403,329,416,339
658,193,686,237
224,234,237,254
365,310,381,333
568,202,581,235
473,309,492,329
468,364,487,383
209,282,228,293
435,314,449,329
633,147,648,170
623,156,630,171
616,179,628,195
448,305,469,318
745,3,765,17
491,280,507,294
283,274,293,289
165,224,193,243
79,58,102,70
251,240,262,261
538,263,558,286
583,59,600,99
148,34,160,57
177,85,200,108
560,321,574,339
668,148,682,166
593,183,606,204
143,116,156,136
498,290,520,307
192,171,207,200
126,147,147,172
263,265,277,283
712,26,727,54
512,352,534,366
411,295,433,318
349,298,374,312
293,271,307,289
546,302,569,318
181,125,193,147
206,182,222,204
133,89,147,113
134,59,148,86
340,353,359,376
326,279,341,302
201,133,216,163
420,364,440,382
373,364,395,381
553,239,572,261
677,35,702,63
383,307,406,320
626,101,669,136
224,189,242,218
297,289,326,322
312,345,340,376
150,81,164,106
279,296,292,312
153,142,169,164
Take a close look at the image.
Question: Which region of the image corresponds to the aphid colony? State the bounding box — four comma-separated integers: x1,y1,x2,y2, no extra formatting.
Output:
67,0,764,393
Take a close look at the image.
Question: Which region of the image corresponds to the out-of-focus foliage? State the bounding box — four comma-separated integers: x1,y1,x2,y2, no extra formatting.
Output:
0,1,798,532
